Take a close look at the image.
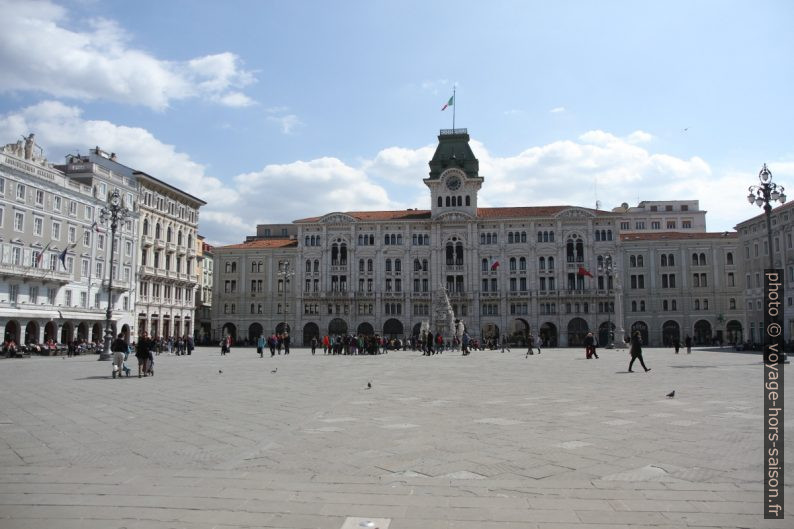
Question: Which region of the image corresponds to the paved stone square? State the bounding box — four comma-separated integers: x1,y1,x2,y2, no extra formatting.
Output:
0,346,792,528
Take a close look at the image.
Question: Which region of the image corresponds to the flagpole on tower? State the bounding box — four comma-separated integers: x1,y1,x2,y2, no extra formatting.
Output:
452,85,456,130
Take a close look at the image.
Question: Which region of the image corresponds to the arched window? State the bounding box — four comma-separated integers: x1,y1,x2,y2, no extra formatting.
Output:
395,259,401,272
539,257,546,270
465,195,470,206
669,254,675,266
414,259,421,271
548,257,554,269
482,258,488,272
258,261,263,273
729,298,736,309
457,196,462,206
438,196,443,207
509,257,516,270
390,234,397,245
630,255,637,267
230,304,236,314
661,254,667,266
340,243,347,265
155,223,161,239
699,253,707,266
549,232,555,242
367,259,373,272
537,231,543,242
640,301,645,311
166,227,172,243
255,261,260,273
567,239,576,262
543,231,549,243
631,301,637,312
359,259,364,272
251,304,255,314
521,232,526,243
143,218,149,236
306,236,311,246
480,233,486,245
178,231,183,245
726,252,734,265
225,262,230,273
313,260,319,273
694,299,700,310
187,234,193,248
606,230,612,241
385,259,392,272
422,259,428,271
692,253,699,266
397,234,402,245
595,230,601,242
637,255,644,267
423,234,429,245
519,257,526,270
445,196,451,207
231,262,237,273
508,233,514,244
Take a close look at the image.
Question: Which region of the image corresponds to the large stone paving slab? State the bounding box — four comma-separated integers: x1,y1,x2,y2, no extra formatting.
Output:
0,346,791,528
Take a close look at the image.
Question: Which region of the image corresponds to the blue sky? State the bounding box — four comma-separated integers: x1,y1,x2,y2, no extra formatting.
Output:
1,0,792,244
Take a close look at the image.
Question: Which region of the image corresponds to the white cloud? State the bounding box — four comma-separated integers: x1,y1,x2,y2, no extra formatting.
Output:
1,100,766,242
0,0,256,110
267,114,302,135
503,109,523,116
550,106,566,113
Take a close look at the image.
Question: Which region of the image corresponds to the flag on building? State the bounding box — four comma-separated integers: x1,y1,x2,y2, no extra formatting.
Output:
36,242,51,267
58,243,76,269
490,258,500,271
577,266,593,278
441,95,454,111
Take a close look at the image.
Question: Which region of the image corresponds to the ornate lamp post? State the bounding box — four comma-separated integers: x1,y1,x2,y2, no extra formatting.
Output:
747,163,787,360
98,189,130,361
277,260,294,336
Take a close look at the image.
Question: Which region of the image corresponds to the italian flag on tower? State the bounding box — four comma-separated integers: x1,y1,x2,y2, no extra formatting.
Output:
441,95,454,111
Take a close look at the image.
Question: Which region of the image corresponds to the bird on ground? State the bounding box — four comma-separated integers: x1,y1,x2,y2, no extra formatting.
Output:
218,370,223,374
367,382,372,389
666,390,675,398
271,368,278,373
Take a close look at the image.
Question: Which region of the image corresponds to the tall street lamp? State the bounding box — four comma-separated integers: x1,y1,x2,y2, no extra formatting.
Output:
747,163,786,360
277,260,294,335
98,189,130,361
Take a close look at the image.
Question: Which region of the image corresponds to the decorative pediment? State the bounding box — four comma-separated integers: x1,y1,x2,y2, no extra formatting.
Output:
318,212,357,225
436,211,474,222
555,207,595,219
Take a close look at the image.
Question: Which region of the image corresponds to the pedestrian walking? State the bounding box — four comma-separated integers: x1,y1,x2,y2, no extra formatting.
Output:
628,331,650,372
136,333,150,377
584,332,599,359
311,336,317,355
283,332,290,354
462,331,470,356
685,335,692,354
257,334,265,358
111,333,127,379
673,337,681,354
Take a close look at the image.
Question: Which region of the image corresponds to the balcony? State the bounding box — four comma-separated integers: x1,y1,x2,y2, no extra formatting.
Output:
154,239,165,249
177,245,187,255
166,242,176,253
101,279,129,292
0,263,71,283
142,235,154,247
330,264,347,273
187,247,196,258
445,263,464,271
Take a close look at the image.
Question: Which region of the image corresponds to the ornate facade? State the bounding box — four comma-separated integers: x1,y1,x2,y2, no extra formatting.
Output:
212,129,745,347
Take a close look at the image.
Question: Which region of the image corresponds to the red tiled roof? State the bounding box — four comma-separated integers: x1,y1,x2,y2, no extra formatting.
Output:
216,238,298,250
294,206,615,223
620,231,738,241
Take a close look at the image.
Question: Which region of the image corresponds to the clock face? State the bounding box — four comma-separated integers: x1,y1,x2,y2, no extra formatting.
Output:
446,175,461,191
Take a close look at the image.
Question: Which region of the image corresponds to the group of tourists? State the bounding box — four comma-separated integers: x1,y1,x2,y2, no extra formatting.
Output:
152,336,194,356
311,334,395,355
253,332,292,357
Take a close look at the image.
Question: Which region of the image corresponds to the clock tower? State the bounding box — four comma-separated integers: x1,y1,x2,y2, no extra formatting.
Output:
424,128,483,219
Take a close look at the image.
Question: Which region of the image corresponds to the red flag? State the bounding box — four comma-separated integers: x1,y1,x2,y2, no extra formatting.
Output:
577,266,593,278
490,258,500,271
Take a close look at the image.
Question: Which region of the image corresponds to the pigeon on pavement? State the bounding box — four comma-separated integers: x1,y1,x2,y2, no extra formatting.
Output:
367,382,372,389
271,368,278,373
218,370,223,374
666,390,675,398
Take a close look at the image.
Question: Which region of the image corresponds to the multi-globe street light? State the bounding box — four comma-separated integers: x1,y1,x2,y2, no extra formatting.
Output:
747,163,786,361
98,189,130,361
